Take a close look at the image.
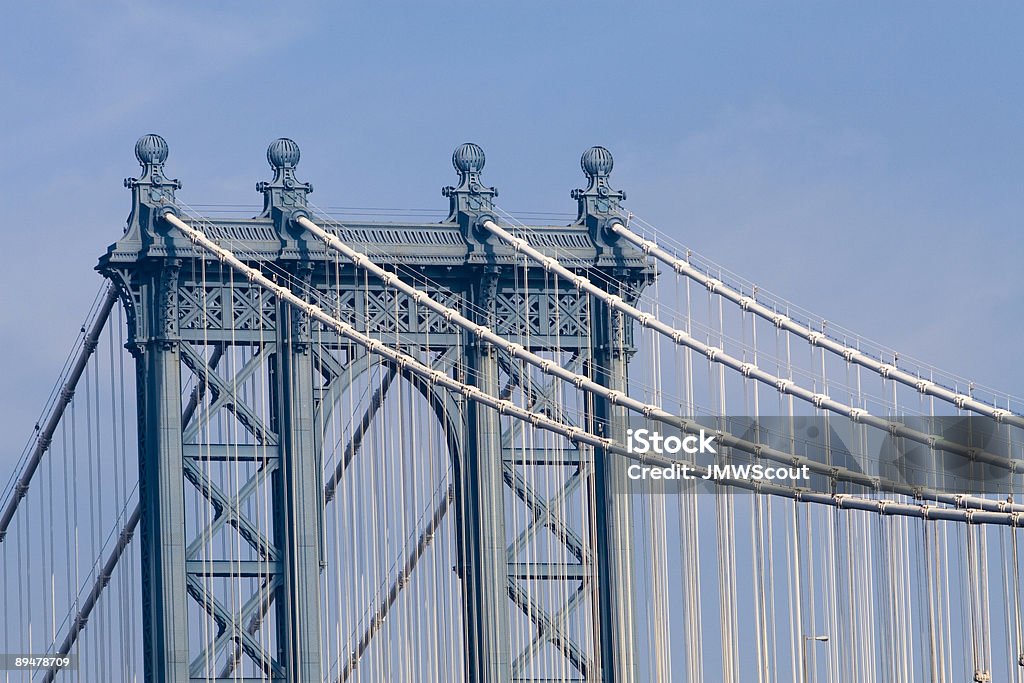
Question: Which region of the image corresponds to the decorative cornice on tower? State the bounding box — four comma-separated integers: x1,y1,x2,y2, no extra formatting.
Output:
127,134,181,197
124,134,182,248
572,146,626,224
443,143,498,245
572,146,628,263
257,138,313,256
258,138,313,218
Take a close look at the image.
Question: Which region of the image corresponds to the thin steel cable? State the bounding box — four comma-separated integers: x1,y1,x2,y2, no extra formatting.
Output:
482,216,1024,475
297,214,1021,516
612,221,1023,426
0,286,117,544
621,211,1024,414
165,211,1024,523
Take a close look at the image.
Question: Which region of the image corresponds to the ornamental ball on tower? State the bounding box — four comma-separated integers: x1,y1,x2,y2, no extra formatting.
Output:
135,133,169,165
267,138,301,169
452,142,486,174
581,145,614,178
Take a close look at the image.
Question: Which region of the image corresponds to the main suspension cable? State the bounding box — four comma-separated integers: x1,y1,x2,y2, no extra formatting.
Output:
296,215,1020,516
163,211,1023,528
479,217,1022,475
0,285,118,543
609,220,1023,427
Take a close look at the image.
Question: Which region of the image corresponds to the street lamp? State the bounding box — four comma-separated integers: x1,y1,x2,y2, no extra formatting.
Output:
802,635,829,683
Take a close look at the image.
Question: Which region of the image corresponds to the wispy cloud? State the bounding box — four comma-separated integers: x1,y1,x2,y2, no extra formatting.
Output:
2,3,309,159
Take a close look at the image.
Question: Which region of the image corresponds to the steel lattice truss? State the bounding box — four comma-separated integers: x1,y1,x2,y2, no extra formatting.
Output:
3,134,1024,683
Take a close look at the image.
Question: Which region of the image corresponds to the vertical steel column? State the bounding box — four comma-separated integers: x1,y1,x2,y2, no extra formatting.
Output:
113,135,192,682
260,141,324,683
461,267,512,683
443,144,512,682
137,260,190,682
589,296,638,683
574,146,640,682
274,270,324,682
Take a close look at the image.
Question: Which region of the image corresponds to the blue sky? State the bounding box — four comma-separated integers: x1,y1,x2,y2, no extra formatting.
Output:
1,1,1022,467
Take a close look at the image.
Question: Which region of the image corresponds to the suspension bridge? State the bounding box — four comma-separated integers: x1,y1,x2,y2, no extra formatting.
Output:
1,134,1021,682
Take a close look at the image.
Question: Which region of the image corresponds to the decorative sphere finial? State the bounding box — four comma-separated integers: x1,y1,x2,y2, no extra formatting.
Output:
581,146,614,177
453,142,486,174
135,134,168,165
268,138,301,169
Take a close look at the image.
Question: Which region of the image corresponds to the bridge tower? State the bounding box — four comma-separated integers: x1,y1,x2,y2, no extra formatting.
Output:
98,135,650,682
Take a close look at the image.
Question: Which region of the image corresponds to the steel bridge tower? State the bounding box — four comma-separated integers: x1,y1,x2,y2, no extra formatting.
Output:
99,134,650,682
